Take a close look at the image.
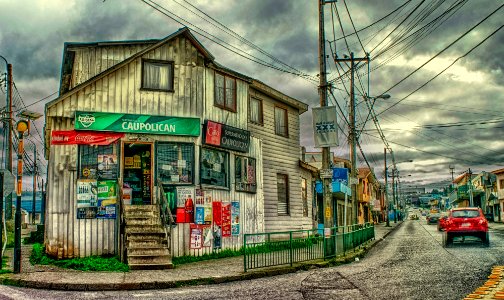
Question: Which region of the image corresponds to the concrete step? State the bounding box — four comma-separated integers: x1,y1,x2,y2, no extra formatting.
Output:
124,218,161,226
124,210,160,219
128,262,174,270
126,237,168,248
124,205,159,213
125,225,165,234
127,247,170,256
127,254,172,266
126,232,167,243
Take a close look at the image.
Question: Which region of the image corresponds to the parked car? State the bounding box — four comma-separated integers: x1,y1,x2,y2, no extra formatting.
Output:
443,207,489,247
437,213,449,231
427,213,440,224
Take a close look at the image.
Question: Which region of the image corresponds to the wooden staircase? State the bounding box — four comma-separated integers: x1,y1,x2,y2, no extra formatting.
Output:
124,205,173,270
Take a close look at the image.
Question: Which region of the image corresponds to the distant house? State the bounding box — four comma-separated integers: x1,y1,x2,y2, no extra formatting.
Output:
44,28,310,267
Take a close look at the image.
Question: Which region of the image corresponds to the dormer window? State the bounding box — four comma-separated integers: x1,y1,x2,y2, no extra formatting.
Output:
141,59,174,92
214,72,236,112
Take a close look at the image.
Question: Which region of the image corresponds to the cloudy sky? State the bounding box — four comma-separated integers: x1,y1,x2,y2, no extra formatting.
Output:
0,0,502,191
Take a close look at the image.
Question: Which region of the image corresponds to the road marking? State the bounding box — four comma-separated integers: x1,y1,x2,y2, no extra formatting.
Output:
464,266,504,299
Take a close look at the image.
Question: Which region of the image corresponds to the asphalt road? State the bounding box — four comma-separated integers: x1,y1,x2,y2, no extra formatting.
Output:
1,214,503,300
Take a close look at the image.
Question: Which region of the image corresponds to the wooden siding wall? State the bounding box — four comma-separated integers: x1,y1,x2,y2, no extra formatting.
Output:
170,137,264,257
248,88,312,232
45,117,116,258
48,37,208,119
70,44,152,88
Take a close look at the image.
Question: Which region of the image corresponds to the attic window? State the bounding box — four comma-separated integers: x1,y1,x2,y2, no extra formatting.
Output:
141,59,174,92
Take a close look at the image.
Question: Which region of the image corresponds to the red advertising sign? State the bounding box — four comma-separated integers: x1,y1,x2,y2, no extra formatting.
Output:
51,130,124,145
222,203,231,237
212,201,222,226
205,121,222,146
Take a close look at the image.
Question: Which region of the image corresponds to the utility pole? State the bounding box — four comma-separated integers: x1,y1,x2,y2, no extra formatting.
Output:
391,169,397,223
334,53,369,224
319,0,334,255
14,120,29,273
32,145,37,224
468,168,473,207
384,148,390,226
6,63,13,220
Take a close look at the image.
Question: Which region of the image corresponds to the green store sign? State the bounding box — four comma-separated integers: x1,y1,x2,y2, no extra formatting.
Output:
75,111,200,136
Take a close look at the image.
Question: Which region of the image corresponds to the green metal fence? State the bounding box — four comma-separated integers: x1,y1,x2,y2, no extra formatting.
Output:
243,223,375,272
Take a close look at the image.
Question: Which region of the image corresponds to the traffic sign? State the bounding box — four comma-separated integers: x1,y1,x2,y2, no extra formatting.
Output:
320,169,332,179
0,169,16,198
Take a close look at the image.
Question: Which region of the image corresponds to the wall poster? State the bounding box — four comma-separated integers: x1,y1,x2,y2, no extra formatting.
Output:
222,202,231,237
231,201,240,235
76,179,97,208
204,194,213,224
97,180,117,219
212,201,223,249
190,224,203,249
194,189,205,224
97,154,118,179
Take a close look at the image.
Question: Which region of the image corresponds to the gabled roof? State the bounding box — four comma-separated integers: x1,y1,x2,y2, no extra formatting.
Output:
46,27,214,110
491,168,504,175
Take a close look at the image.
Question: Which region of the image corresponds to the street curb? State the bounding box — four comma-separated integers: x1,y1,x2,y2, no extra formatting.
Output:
2,223,404,291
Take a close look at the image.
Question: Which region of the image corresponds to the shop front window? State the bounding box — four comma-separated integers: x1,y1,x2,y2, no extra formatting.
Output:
156,142,194,185
78,143,119,180
235,156,256,193
201,147,228,188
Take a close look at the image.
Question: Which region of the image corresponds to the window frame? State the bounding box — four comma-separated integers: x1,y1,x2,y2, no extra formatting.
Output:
249,96,263,125
141,58,175,92
274,105,289,137
301,178,308,217
234,155,257,193
214,71,237,112
77,143,120,180
200,147,230,189
155,142,195,186
277,173,290,216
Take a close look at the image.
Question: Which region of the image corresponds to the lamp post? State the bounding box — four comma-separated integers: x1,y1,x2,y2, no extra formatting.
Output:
14,119,29,273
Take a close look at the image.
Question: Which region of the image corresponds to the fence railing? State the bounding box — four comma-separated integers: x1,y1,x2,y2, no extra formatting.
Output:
243,223,374,272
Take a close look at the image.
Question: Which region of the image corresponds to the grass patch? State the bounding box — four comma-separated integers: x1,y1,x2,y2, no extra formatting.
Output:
2,220,14,248
30,243,129,272
0,256,11,274
173,249,242,266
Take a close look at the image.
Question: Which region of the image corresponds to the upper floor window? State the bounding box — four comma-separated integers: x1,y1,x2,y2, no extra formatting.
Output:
274,106,288,137
215,72,236,112
249,97,263,125
500,179,504,190
142,59,174,92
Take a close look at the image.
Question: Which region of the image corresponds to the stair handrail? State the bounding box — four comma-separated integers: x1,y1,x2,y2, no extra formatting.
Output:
157,179,175,253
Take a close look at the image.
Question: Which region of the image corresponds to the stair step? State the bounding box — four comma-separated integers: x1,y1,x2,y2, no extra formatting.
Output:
124,205,159,213
125,218,161,226
128,255,171,265
127,247,170,256
126,237,167,246
125,225,165,234
128,263,174,270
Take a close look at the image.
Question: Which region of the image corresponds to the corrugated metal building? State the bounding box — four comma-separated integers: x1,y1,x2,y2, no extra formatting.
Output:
44,28,311,265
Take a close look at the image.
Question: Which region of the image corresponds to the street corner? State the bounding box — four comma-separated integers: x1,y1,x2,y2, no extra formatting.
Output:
464,266,504,299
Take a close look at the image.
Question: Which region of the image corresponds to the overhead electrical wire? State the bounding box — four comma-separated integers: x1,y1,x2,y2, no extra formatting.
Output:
377,22,504,117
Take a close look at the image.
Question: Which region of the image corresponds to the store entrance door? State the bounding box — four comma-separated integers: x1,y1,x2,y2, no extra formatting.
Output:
122,142,152,205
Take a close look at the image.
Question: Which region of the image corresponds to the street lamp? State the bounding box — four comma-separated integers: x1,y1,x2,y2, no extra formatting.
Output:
14,119,29,274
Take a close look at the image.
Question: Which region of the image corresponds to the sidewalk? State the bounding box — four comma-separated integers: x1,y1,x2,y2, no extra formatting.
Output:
0,222,402,291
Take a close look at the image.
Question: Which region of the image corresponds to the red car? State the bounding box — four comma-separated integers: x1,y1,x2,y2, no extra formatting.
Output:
437,213,449,231
443,207,489,247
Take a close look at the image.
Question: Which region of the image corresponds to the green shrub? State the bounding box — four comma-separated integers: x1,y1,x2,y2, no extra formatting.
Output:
29,243,128,272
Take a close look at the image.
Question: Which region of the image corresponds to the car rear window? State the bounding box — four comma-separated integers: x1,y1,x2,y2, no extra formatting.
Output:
452,210,480,218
